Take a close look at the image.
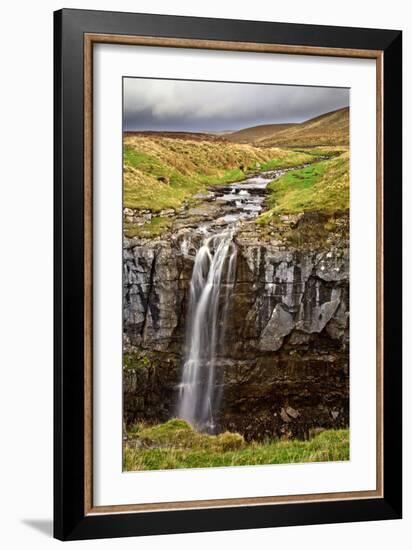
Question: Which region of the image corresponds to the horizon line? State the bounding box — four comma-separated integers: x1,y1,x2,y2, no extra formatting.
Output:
123,105,349,135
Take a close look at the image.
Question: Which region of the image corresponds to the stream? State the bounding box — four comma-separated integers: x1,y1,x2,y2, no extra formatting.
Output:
177,165,305,431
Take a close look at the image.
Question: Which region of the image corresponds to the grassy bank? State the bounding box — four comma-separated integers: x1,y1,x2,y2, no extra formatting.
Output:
258,150,349,223
123,419,349,471
123,135,314,211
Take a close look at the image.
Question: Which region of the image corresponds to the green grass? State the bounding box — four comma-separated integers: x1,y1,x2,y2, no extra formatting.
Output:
259,151,318,171
123,419,349,471
124,148,246,188
123,352,151,371
123,135,348,238
124,216,172,238
198,167,245,185
124,147,168,179
258,151,349,224
124,147,247,211
291,146,346,157
123,138,314,212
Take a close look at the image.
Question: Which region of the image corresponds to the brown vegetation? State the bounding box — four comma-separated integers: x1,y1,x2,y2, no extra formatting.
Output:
226,107,349,147
124,130,228,143
225,123,297,144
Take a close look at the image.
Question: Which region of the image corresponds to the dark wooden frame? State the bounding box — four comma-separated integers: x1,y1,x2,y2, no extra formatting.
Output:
54,8,402,541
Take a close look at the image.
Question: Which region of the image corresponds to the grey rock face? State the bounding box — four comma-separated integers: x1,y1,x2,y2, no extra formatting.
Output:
123,237,192,352
123,245,156,329
123,231,349,439
260,304,295,351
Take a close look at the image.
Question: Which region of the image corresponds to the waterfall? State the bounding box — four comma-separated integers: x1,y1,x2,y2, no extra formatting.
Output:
178,229,237,432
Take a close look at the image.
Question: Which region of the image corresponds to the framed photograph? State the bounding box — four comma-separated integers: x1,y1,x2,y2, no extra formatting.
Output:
54,8,402,540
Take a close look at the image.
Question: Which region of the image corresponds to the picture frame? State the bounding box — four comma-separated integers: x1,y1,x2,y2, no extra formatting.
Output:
54,8,402,541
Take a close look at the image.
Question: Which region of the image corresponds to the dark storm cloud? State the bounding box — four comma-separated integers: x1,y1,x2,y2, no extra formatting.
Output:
123,78,349,132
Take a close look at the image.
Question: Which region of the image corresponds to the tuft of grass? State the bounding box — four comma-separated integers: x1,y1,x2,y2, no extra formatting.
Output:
124,422,349,471
123,352,151,371
217,432,245,452
136,419,195,447
127,418,245,452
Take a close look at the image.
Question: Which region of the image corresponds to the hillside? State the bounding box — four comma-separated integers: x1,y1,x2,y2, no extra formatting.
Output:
124,130,227,143
226,107,349,147
123,134,314,212
225,123,296,144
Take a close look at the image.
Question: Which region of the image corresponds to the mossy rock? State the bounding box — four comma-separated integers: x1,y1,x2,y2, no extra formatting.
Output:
215,431,245,451
137,419,197,448
129,418,245,451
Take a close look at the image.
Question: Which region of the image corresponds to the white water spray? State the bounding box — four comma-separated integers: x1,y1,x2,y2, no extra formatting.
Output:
178,229,237,431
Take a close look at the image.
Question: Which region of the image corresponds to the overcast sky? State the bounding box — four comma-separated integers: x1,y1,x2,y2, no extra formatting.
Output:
123,78,349,133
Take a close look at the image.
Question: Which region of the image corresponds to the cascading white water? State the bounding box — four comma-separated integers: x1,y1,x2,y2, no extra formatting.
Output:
176,168,292,431
178,229,237,432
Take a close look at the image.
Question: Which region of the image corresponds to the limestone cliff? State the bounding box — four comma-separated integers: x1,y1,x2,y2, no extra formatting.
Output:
123,214,349,440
